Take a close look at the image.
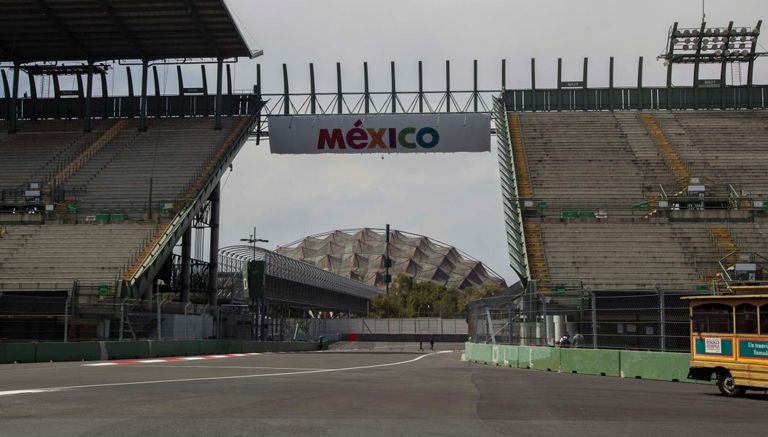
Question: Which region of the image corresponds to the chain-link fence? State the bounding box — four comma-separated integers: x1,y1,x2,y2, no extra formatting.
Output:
467,288,699,352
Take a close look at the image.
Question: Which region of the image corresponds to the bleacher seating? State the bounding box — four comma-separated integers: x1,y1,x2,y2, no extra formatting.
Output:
512,110,768,291
0,116,249,292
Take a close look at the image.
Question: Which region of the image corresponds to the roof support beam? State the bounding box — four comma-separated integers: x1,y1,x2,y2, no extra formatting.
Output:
214,58,223,130
139,60,148,131
33,0,91,60
96,0,145,59
83,60,94,132
9,63,19,134
185,0,221,57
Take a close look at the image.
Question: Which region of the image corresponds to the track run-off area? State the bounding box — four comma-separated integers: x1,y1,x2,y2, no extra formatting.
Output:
1,345,767,437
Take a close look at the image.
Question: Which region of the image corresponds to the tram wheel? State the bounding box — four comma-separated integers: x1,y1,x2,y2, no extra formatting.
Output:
717,371,746,397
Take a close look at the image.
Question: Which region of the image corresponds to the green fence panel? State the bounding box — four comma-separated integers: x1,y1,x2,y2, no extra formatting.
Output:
472,343,493,364
517,345,532,368
179,340,203,356
0,343,36,364
560,348,620,376
199,340,219,355
497,345,519,367
529,346,561,371
104,341,149,360
148,340,182,357
620,350,691,382
36,342,101,362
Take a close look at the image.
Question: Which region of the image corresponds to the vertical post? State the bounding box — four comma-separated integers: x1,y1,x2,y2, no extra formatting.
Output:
9,62,19,134
28,70,38,121
152,66,161,118
746,20,763,109
485,308,496,344
126,66,134,118
119,302,125,341
692,22,707,110
214,58,223,130
660,290,666,351
557,58,563,112
531,58,537,112
53,73,61,120
501,59,506,90
84,60,94,132
445,60,451,113
156,284,162,340
208,184,220,307
201,64,209,117
226,63,233,116
2,70,10,123
637,56,644,111
720,22,734,110
176,65,185,117
582,57,589,111
184,303,189,340
418,61,424,113
63,293,70,342
363,62,370,114
667,22,679,110
100,71,109,119
390,61,396,113
139,60,148,131
76,73,84,119
309,63,316,115
609,57,615,111
282,63,290,116
473,59,478,112
181,225,192,304
590,291,598,349
385,223,390,295
336,62,343,114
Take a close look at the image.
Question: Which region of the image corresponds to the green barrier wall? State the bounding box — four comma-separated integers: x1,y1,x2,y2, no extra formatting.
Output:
0,343,36,364
620,350,691,382
560,348,621,377
104,341,150,360
0,340,319,365
464,342,700,384
36,342,101,362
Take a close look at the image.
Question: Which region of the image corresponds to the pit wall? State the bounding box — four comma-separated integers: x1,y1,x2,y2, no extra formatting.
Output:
0,340,318,364
464,342,707,383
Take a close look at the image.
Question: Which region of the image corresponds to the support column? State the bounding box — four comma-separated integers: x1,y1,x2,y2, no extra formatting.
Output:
2,70,10,122
557,58,562,112
666,22,679,110
746,20,763,109
609,57,615,111
336,62,343,114
445,60,451,113
177,65,185,117
582,57,589,111
139,60,148,131
363,62,370,114
530,58,536,112
214,58,223,130
9,62,19,134
207,184,220,306
53,73,61,120
153,66,161,118
390,61,396,114
84,60,94,132
637,56,644,111
692,22,707,110
28,70,37,121
309,63,316,115
201,64,209,117
126,66,134,118
100,71,109,119
226,63,233,116
720,22,734,110
181,224,192,304
283,63,290,115
418,61,424,113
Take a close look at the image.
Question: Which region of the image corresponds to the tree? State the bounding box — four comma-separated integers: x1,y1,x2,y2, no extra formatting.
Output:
370,273,483,318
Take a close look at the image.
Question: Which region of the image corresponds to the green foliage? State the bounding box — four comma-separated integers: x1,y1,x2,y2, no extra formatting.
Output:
370,273,503,318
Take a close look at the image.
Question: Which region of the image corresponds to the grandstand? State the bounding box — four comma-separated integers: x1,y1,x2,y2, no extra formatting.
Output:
498,105,768,293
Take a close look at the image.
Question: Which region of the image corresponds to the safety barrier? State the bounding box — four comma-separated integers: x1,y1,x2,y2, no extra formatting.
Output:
0,340,318,364
464,343,707,384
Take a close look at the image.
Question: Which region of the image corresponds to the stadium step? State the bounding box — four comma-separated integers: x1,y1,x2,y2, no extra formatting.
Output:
506,113,534,198
639,113,690,192
47,119,129,190
523,221,551,291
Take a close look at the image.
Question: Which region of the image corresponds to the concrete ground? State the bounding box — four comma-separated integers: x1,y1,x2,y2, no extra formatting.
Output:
0,344,766,437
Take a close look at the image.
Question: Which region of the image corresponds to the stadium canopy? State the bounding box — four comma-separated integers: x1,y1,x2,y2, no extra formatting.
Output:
0,0,261,63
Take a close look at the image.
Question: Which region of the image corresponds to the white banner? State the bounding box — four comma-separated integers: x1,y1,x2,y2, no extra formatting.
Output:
268,113,491,154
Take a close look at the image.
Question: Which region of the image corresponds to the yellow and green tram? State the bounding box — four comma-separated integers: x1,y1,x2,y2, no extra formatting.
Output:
685,294,768,396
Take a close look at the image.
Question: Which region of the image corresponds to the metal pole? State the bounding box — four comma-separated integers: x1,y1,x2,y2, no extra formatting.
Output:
63,293,70,342
531,58,536,112
485,308,495,344
9,62,19,134
363,62,370,114
390,61,397,114
214,58,223,129
660,290,666,351
119,302,125,341
309,63,316,114
282,63,289,115
156,282,162,340
609,57,615,111
445,60,451,113
336,62,343,114
582,57,588,111
473,59,478,112
501,59,506,90
667,22,678,110
589,290,597,349
692,22,707,110
385,224,390,295
637,56,644,111
557,58,563,112
139,60,148,131
184,303,189,340
418,61,424,113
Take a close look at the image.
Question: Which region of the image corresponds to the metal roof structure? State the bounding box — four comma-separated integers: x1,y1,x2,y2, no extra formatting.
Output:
276,228,508,291
219,245,381,302
0,0,261,63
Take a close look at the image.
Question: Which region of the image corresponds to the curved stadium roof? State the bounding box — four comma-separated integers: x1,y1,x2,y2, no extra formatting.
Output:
276,228,507,291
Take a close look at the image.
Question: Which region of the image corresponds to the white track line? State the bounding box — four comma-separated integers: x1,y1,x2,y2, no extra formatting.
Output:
0,351,450,397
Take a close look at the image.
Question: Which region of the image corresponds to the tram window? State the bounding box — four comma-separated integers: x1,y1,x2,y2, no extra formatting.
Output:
735,304,758,334
761,305,768,335
692,304,733,334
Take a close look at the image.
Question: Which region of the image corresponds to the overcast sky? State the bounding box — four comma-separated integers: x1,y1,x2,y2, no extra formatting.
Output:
212,0,768,285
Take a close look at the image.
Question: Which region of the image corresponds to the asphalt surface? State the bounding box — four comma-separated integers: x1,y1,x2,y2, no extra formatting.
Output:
0,345,767,437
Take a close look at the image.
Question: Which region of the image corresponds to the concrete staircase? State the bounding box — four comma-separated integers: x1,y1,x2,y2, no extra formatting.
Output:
639,113,690,192
506,113,534,198
523,222,551,291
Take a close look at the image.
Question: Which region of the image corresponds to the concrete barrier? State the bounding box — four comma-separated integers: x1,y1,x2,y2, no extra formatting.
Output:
620,350,691,382
148,340,182,357
104,341,150,360
0,343,36,364
464,342,701,384
560,348,620,377
36,341,101,362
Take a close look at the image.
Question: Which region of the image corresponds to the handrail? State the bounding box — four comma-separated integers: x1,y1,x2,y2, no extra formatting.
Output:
124,113,258,286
